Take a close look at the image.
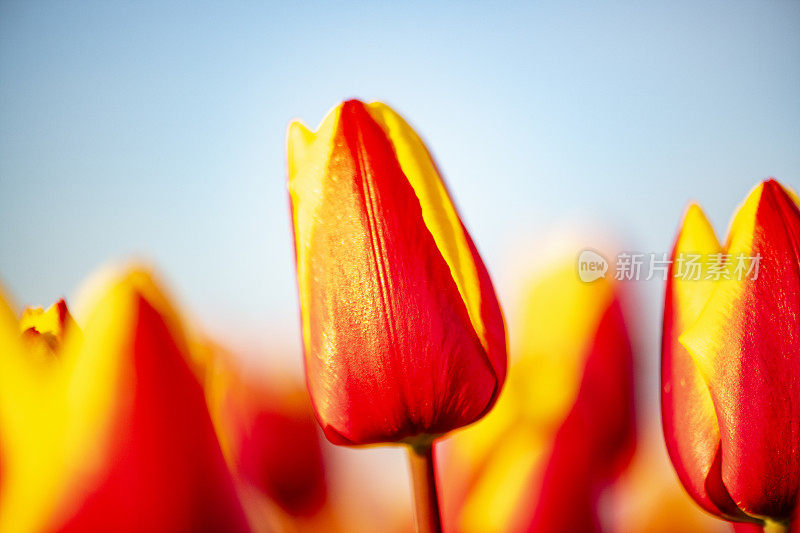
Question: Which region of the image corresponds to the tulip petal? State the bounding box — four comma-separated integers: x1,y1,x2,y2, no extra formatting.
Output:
289,100,500,444
52,271,248,531
19,299,75,358
0,286,19,489
20,299,71,341
680,180,800,521
661,204,753,521
579,295,636,477
364,102,506,383
0,287,72,533
458,427,546,533
514,261,616,428
517,411,603,533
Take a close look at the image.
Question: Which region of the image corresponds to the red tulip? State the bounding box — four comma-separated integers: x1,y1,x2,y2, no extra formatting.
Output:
661,179,800,528
287,99,506,446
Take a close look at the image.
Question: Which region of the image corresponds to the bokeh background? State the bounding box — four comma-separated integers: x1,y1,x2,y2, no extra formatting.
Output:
1,1,798,531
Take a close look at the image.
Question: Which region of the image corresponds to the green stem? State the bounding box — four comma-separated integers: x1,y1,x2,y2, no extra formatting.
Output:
407,440,443,533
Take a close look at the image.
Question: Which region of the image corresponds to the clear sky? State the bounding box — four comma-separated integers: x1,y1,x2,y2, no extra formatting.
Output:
1,1,798,362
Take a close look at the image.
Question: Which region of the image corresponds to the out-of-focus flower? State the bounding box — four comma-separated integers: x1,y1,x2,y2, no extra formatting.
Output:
662,179,800,528
18,299,74,359
205,356,326,516
200,344,337,532
287,99,506,446
0,268,249,533
440,256,635,533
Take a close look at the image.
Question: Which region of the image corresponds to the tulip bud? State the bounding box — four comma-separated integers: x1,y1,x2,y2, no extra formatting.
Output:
287,99,506,445
662,179,800,526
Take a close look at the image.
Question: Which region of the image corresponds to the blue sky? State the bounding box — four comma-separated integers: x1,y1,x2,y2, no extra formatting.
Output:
1,1,798,365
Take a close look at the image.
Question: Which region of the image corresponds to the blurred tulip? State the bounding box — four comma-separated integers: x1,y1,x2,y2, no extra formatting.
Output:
287,99,506,446
662,179,800,529
440,256,635,533
0,268,249,533
207,361,326,516
201,345,335,532
18,299,74,359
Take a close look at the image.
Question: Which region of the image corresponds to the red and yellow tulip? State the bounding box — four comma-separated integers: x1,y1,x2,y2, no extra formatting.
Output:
661,179,800,529
439,256,635,533
0,268,249,533
287,99,507,447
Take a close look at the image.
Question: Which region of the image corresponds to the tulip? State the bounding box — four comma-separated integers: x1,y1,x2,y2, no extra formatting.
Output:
661,179,800,530
18,298,74,358
439,256,635,533
287,99,507,531
0,268,250,533
201,346,331,525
